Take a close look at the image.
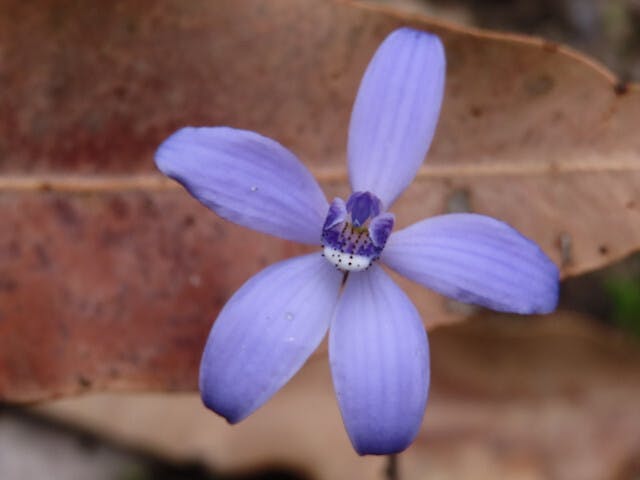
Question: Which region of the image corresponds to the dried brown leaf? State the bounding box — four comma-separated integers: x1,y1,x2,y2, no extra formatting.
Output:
1,0,639,400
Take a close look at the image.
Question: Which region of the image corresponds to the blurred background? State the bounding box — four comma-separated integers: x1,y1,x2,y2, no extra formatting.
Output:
377,0,640,81
1,0,639,479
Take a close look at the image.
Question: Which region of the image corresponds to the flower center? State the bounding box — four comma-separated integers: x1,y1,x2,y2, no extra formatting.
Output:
321,191,394,272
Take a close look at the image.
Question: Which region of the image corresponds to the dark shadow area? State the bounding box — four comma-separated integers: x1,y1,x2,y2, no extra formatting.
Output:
0,405,311,480
425,0,640,81
562,252,640,337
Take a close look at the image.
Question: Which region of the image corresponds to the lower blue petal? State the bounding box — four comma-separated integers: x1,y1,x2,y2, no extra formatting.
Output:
329,265,429,455
200,254,342,423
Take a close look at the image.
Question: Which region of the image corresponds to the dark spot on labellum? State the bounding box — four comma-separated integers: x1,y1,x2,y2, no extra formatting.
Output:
599,245,609,255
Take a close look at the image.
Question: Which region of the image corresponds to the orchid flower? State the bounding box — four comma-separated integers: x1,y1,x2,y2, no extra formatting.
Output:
155,28,559,455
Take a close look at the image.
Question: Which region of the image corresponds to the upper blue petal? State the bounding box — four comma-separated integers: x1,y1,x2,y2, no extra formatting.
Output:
155,127,328,245
329,265,430,455
382,214,559,314
200,253,342,423
348,28,445,209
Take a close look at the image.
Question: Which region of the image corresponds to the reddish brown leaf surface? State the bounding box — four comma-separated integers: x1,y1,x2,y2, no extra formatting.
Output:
1,0,639,401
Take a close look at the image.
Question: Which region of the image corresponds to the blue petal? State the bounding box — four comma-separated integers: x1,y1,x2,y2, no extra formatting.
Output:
382,214,559,313
200,253,342,423
348,28,445,208
156,127,328,245
329,265,429,455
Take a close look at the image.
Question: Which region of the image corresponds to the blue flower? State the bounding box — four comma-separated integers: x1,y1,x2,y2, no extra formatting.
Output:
155,28,559,455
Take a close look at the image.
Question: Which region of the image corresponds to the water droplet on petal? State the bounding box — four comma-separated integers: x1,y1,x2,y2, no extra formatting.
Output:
285,312,294,321
250,186,258,192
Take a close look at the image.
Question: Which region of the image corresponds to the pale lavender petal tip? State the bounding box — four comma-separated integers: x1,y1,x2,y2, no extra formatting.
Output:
383,213,559,314
330,265,429,455
155,126,328,245
200,254,342,423
348,28,446,208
